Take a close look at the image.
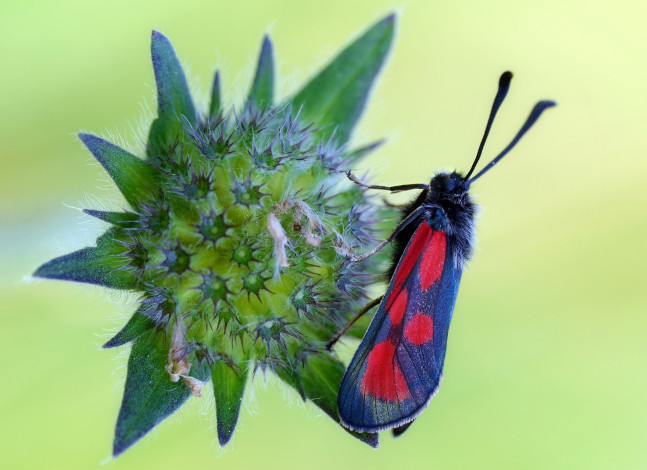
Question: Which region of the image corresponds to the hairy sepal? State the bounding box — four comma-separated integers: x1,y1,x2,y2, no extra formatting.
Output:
289,14,394,146
211,359,247,446
113,330,209,456
33,230,136,289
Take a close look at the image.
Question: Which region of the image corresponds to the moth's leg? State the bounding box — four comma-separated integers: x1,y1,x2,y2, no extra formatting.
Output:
346,170,428,193
349,205,427,262
393,421,414,437
326,296,384,351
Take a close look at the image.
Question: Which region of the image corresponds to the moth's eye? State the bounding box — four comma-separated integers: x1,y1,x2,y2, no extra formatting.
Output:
439,176,455,191
432,174,455,192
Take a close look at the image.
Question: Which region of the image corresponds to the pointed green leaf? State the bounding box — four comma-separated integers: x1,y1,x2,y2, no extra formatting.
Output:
148,31,197,156
247,36,274,108
84,209,140,229
34,230,136,289
34,248,131,289
211,358,247,445
289,14,395,146
209,70,221,118
299,353,378,448
79,134,156,207
151,30,197,125
103,306,156,348
113,331,209,456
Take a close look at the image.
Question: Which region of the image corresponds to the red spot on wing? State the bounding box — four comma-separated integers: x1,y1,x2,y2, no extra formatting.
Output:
404,313,434,345
386,288,408,324
393,223,433,290
419,231,446,290
360,341,410,401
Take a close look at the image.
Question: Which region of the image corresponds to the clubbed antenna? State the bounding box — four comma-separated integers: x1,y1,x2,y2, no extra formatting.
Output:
470,99,556,182
464,71,513,180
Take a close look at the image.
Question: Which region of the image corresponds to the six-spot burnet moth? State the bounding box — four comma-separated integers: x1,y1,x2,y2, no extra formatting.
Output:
330,71,556,434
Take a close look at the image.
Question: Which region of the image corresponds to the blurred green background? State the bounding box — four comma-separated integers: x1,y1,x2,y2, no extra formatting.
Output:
2,0,646,468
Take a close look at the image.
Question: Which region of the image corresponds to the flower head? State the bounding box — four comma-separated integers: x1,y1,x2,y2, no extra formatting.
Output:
35,15,396,455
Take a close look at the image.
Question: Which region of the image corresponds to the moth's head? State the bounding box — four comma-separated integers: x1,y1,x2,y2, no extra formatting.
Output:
429,171,469,197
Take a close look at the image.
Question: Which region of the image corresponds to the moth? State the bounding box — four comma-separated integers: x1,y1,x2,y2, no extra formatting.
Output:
333,71,555,433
